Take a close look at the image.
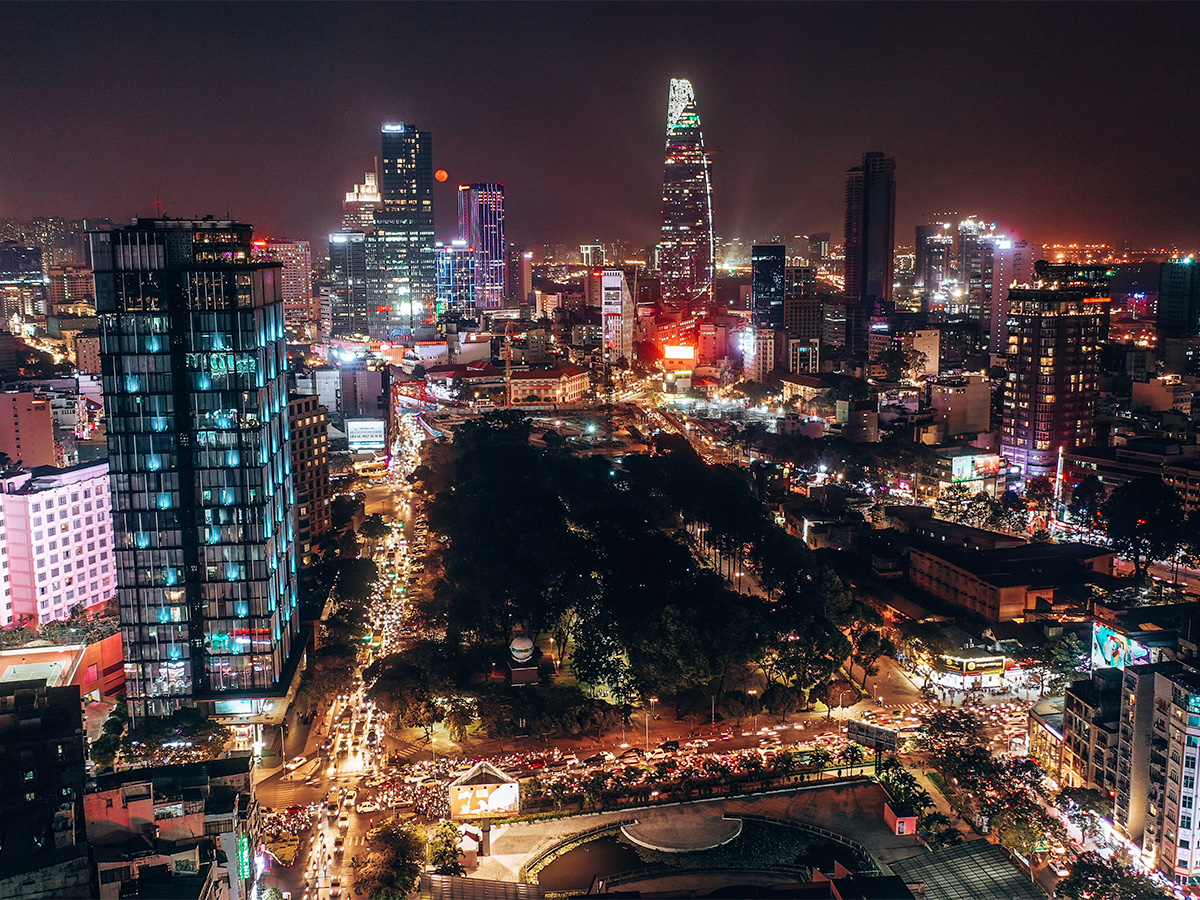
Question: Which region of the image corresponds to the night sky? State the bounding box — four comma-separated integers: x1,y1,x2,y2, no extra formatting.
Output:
4,3,1199,251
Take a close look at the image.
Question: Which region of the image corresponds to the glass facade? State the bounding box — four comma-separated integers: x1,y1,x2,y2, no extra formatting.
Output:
374,122,435,336
457,183,505,311
91,219,298,721
659,79,714,306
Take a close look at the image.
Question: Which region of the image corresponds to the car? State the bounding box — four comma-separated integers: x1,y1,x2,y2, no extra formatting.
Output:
657,740,680,752
284,756,308,772
684,739,709,750
356,801,380,813
582,752,614,766
344,791,357,807
330,877,342,897
333,836,345,854
619,748,645,760
338,814,349,829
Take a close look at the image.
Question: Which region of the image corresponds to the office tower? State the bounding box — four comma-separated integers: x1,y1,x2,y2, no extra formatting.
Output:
328,232,369,338
601,268,635,365
843,152,896,352
783,266,819,341
0,241,47,317
741,326,777,383
989,239,1040,354
46,263,94,314
458,183,506,310
1000,288,1107,479
90,218,299,725
1,461,114,625
1158,259,1200,338
434,240,476,317
287,395,331,572
343,170,382,232
750,244,786,328
0,681,89,896
659,78,715,305
373,122,435,333
0,391,56,467
255,239,314,338
507,246,532,307
914,222,953,293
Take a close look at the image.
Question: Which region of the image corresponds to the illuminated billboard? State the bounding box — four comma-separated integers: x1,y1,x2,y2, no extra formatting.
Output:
1091,623,1154,671
663,345,696,361
448,761,519,820
347,418,387,452
949,452,1002,482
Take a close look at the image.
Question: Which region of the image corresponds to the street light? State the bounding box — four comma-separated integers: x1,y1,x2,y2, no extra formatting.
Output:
748,689,758,731
839,688,854,721
646,697,657,752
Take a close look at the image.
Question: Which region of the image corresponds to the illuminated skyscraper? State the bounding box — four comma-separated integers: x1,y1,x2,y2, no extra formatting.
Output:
1001,287,1107,479
659,78,714,306
373,123,435,335
458,183,505,311
434,240,476,317
343,170,382,232
328,232,369,338
843,152,896,352
90,218,299,725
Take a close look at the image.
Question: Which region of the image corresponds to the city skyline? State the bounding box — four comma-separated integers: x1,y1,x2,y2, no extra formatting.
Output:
4,4,1200,250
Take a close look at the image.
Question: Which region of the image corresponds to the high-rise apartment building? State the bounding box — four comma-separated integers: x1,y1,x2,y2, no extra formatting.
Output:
957,218,998,326
434,240,476,317
1000,288,1107,479
255,239,314,338
373,122,435,332
843,152,896,352
91,218,299,725
0,461,115,625
659,78,714,306
751,245,786,329
328,231,369,338
458,183,506,311
287,395,331,572
989,239,1040,354
46,264,94,315
601,268,635,365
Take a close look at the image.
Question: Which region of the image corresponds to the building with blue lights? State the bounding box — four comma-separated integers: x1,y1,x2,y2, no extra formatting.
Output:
90,218,301,731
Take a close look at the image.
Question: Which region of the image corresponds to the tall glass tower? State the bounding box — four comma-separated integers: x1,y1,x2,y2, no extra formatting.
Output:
457,183,505,312
373,122,435,337
659,78,714,306
91,218,299,726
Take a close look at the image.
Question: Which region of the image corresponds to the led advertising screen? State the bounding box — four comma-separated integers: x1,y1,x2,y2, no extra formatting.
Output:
1091,623,1153,671
346,418,387,452
449,781,520,819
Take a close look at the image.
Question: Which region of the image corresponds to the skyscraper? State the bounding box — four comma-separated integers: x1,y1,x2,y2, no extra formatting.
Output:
373,122,435,335
343,170,382,232
750,245,786,329
989,239,1040,354
659,78,714,306
458,183,505,311
255,239,314,338
328,231,369,338
1157,259,1200,338
843,152,896,352
914,222,954,294
1001,288,1107,479
601,268,635,365
91,218,299,725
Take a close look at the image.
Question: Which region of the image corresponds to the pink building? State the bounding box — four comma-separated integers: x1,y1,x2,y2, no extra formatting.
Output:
1,461,114,625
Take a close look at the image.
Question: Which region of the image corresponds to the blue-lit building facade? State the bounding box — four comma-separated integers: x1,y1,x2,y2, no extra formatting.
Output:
91,218,300,728
434,240,476,319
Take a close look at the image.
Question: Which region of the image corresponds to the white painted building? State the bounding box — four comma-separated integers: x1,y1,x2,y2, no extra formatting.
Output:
0,461,114,625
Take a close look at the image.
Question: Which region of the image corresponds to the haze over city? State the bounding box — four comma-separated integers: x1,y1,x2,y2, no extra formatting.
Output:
4,3,1200,247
